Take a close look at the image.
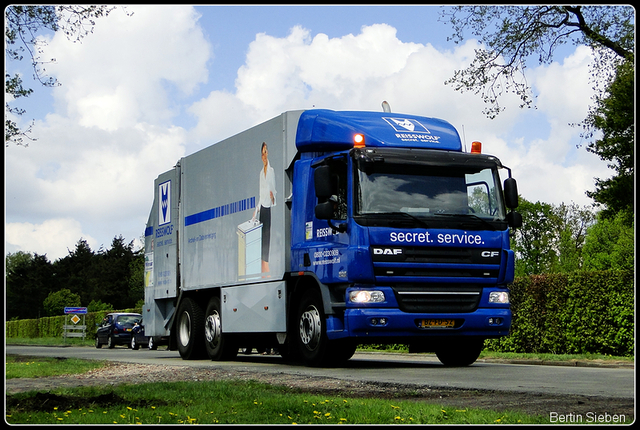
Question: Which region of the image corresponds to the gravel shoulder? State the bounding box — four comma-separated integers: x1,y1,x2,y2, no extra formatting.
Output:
6,359,635,422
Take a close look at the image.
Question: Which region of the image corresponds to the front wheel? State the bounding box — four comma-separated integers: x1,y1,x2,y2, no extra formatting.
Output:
295,289,353,367
204,297,237,361
95,336,102,349
176,297,206,360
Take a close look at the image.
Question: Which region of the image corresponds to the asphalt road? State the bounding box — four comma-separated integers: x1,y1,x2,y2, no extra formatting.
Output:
6,345,634,400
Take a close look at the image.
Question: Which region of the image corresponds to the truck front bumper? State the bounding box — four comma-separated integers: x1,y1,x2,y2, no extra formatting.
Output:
327,307,511,340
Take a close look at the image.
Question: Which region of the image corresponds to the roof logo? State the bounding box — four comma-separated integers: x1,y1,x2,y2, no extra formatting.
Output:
383,117,431,134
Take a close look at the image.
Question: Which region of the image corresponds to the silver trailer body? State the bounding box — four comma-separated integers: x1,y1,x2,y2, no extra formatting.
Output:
144,111,303,338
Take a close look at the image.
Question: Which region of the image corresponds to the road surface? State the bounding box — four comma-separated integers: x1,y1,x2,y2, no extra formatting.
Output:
6,345,633,399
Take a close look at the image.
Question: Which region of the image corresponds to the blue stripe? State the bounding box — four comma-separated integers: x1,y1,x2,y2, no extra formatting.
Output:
145,226,153,237
184,197,256,226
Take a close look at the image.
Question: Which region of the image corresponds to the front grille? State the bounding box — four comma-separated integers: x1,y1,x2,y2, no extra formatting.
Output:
393,284,482,313
372,246,501,280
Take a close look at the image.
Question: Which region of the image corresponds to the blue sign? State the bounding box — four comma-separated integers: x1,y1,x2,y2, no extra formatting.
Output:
64,307,88,314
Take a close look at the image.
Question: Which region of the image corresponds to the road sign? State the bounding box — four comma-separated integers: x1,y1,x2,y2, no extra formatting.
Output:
64,307,88,314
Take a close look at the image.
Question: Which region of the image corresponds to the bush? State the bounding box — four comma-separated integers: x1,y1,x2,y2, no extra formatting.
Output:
5,308,142,339
43,289,81,316
485,269,634,357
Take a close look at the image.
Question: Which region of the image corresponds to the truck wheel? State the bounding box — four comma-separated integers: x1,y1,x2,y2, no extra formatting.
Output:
176,297,206,360
295,290,331,366
204,297,237,361
435,338,484,367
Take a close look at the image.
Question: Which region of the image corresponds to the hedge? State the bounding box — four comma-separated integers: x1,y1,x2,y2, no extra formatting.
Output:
485,270,634,357
5,270,634,357
5,308,141,339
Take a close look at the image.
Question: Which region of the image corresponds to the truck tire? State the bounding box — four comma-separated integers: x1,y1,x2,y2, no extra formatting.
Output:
435,338,484,367
176,297,206,360
295,290,328,366
294,290,356,367
204,297,238,361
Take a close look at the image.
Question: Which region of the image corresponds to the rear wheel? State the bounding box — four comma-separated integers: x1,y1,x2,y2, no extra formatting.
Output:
204,297,237,360
130,336,139,350
176,297,206,360
435,338,484,367
148,337,157,350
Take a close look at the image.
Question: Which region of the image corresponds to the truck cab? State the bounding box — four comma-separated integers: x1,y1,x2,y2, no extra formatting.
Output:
288,110,521,366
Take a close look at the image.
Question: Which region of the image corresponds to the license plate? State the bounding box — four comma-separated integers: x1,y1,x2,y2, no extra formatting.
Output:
126,328,132,332
420,319,455,328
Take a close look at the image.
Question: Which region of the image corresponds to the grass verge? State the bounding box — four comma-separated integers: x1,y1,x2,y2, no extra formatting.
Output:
6,355,108,379
6,379,550,425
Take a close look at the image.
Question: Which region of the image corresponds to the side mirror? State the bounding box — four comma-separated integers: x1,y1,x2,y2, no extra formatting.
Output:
315,201,334,220
507,211,523,228
503,178,519,209
314,165,334,198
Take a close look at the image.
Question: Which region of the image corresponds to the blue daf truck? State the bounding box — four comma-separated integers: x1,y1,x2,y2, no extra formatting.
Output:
143,108,521,366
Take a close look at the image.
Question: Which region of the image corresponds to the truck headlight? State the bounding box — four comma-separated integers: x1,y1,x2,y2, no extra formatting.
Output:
489,291,509,304
349,290,385,303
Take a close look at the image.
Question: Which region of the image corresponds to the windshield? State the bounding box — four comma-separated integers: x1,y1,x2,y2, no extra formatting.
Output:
355,162,506,227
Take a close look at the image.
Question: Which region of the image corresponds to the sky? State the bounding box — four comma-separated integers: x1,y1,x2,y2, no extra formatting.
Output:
5,5,614,262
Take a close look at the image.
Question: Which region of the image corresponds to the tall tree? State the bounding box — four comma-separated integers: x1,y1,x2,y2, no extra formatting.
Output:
5,5,120,145
511,197,597,276
6,253,56,319
582,60,634,219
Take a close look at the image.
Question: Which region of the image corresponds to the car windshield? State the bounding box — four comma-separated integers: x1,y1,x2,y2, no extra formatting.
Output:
355,162,506,227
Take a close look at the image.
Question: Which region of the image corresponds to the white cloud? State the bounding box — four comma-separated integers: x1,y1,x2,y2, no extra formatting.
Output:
5,219,95,261
189,24,523,146
45,5,210,130
5,6,208,259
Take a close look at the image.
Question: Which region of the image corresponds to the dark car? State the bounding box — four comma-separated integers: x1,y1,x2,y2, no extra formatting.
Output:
130,319,170,350
95,313,142,349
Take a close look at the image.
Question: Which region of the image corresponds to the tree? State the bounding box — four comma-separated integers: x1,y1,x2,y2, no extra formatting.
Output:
6,253,56,319
5,5,121,145
43,288,81,316
511,197,597,276
511,198,560,276
53,238,97,306
582,211,634,272
582,60,634,219
440,6,634,118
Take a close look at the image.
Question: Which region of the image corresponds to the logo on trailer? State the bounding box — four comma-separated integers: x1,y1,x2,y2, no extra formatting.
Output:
382,117,431,134
159,181,171,225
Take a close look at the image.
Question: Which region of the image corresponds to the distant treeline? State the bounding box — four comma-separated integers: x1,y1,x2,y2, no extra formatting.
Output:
6,236,143,320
